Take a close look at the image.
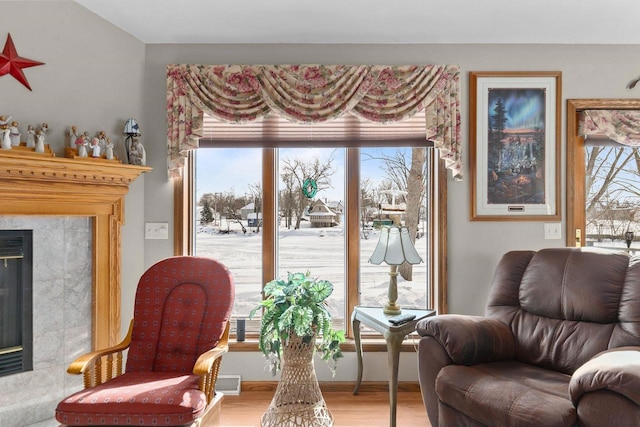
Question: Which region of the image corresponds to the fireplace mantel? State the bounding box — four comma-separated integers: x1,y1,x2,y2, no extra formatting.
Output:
0,151,151,349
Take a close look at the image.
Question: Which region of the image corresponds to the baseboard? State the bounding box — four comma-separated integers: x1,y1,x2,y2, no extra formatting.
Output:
240,380,421,393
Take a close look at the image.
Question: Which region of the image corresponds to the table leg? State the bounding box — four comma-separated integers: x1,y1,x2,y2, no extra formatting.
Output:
352,316,363,395
386,332,404,427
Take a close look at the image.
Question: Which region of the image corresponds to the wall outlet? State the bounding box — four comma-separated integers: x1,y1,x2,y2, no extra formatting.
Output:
544,223,562,240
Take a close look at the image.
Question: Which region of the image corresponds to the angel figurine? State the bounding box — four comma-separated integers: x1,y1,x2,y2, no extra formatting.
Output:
9,122,20,146
0,127,11,150
35,130,45,153
68,125,78,148
90,137,101,158
26,125,36,148
98,130,107,146
75,135,88,157
0,115,12,129
104,138,114,160
38,123,50,145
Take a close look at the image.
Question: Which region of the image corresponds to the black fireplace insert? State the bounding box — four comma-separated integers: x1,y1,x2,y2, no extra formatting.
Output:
0,230,33,377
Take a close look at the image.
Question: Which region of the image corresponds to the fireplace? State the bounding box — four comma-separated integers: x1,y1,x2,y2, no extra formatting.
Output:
0,230,33,377
0,152,149,426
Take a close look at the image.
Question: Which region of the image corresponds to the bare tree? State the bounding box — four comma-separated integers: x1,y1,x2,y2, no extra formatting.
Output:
363,148,428,280
360,177,377,238
280,172,296,229
580,141,640,248
586,146,634,213
248,182,262,232
586,146,638,240
399,147,426,280
219,192,246,234
281,154,336,229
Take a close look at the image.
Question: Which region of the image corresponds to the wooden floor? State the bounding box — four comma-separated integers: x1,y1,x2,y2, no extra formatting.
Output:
219,390,431,427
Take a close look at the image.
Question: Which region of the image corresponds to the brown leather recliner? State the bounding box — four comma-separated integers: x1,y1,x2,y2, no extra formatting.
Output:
416,248,640,427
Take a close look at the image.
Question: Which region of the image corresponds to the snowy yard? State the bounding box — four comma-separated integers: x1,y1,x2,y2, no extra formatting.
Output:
195,221,428,329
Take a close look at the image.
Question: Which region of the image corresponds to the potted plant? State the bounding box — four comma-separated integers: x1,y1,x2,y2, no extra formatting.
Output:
250,271,345,427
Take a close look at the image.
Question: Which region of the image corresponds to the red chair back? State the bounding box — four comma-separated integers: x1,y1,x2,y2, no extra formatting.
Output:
126,256,234,373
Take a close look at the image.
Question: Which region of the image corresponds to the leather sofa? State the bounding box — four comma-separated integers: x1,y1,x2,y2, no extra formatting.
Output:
416,248,640,427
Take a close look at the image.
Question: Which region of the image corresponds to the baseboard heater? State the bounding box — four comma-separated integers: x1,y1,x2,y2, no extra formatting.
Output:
216,375,241,395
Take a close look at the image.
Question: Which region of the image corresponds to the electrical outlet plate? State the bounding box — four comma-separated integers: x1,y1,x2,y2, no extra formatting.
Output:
544,223,562,240
145,222,169,239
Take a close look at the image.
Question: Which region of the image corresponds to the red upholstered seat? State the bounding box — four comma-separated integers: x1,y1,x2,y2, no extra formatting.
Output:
56,256,234,426
56,372,206,426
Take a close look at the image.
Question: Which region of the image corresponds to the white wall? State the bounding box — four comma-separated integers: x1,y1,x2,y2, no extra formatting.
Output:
0,1,147,338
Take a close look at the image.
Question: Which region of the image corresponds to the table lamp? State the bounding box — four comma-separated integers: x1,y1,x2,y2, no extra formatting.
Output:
369,225,423,314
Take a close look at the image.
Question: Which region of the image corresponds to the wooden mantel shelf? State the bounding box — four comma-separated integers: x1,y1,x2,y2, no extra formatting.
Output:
0,150,150,186
0,150,152,349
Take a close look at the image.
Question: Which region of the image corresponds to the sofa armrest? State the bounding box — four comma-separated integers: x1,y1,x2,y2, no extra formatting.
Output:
570,346,640,407
416,314,515,365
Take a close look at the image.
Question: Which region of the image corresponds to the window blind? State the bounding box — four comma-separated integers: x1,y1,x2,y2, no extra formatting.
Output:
199,111,432,148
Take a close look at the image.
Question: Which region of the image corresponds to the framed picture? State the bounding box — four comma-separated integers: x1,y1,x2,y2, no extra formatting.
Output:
469,71,561,221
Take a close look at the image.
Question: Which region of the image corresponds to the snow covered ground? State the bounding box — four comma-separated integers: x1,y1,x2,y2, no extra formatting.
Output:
195,221,428,330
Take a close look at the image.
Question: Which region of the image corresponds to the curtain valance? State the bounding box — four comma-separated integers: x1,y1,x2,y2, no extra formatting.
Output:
167,64,461,179
578,110,640,145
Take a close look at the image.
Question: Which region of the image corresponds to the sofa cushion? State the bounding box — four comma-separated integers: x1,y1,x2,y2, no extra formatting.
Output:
486,248,640,375
55,372,206,426
436,361,576,427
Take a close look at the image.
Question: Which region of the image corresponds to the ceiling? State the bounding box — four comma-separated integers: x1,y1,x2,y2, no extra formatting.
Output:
74,0,640,45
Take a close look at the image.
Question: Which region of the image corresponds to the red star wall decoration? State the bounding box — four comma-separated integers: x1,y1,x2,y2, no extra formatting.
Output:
0,33,44,91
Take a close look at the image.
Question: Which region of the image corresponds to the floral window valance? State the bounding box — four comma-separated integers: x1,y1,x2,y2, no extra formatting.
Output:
166,64,461,180
579,110,640,145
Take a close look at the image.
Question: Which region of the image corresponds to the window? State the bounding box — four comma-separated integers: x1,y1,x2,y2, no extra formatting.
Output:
584,138,640,250
193,147,263,321
567,100,640,248
178,112,447,338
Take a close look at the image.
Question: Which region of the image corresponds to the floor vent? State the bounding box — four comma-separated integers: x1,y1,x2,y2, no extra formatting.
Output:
216,375,241,395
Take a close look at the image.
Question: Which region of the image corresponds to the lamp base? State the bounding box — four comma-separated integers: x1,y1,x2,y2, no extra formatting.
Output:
383,302,401,315
384,265,402,315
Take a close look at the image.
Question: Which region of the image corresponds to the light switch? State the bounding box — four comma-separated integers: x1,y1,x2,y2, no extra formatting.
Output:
145,222,169,239
544,223,562,240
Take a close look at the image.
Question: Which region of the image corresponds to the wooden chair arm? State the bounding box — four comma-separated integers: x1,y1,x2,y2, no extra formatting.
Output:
66,320,134,388
194,321,231,403
194,322,230,375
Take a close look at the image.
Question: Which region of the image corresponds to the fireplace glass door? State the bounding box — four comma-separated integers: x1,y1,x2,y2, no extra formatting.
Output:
0,230,33,377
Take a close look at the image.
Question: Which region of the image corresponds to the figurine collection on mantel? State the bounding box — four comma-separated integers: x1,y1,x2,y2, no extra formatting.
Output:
67,125,119,162
68,123,145,165
0,115,51,154
0,115,146,166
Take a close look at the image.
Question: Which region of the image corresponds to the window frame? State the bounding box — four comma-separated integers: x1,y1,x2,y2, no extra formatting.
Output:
174,146,448,340
566,99,640,247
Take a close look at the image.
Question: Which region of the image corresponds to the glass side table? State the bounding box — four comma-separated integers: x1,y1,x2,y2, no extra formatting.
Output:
351,306,436,427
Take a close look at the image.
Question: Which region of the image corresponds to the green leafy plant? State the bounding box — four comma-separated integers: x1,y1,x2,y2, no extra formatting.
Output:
249,271,345,375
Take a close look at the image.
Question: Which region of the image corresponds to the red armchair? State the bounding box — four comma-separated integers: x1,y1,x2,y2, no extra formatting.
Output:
55,256,234,426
